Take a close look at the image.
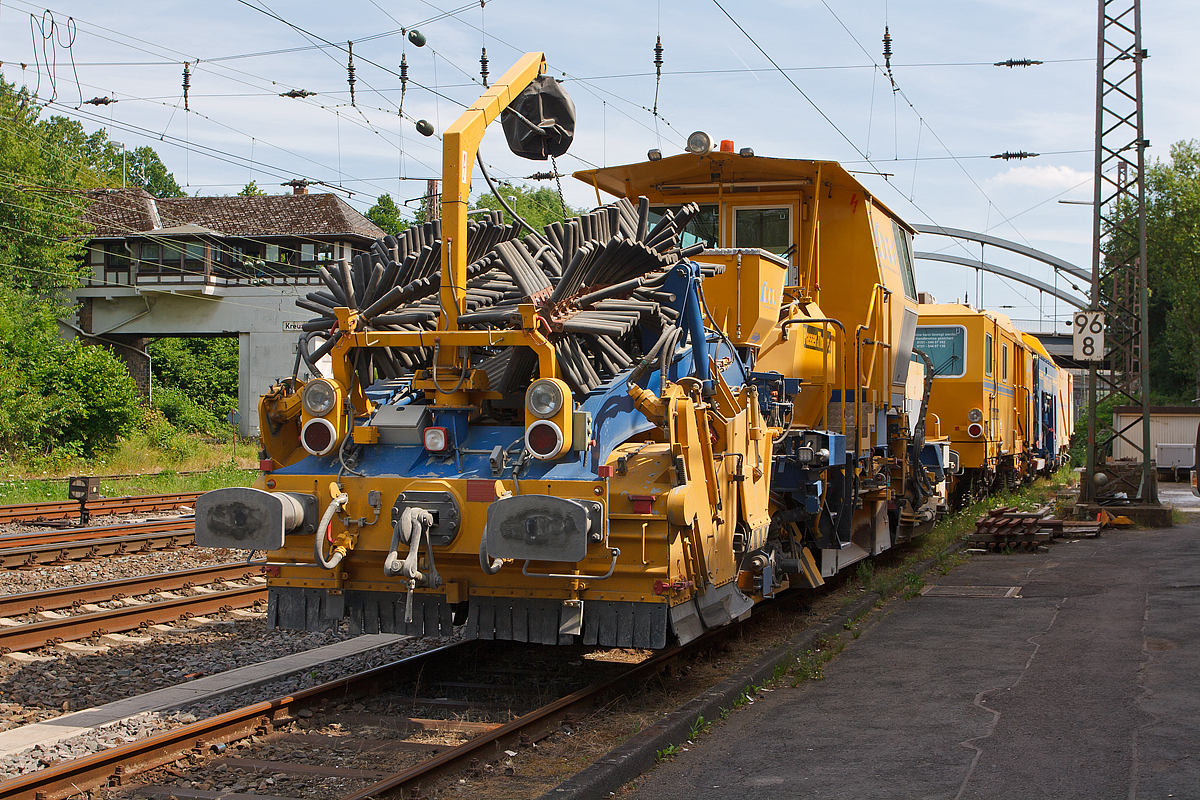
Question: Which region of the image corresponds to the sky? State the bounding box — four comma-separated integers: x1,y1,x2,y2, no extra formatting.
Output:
1,0,1196,333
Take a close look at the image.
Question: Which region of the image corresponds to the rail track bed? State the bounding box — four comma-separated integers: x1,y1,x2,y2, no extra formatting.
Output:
0,582,837,800
0,492,201,526
0,532,946,800
2,637,679,800
0,562,267,655
0,517,196,569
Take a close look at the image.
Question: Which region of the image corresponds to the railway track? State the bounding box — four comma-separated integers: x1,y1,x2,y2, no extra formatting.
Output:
0,492,202,525
0,616,743,800
0,563,266,654
0,517,195,569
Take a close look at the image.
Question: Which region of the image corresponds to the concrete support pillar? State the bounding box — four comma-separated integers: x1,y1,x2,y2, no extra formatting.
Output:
238,331,300,438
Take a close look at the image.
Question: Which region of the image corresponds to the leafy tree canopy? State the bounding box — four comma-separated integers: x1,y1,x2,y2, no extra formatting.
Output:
1143,140,1200,403
365,193,408,237
471,181,579,233
147,337,239,419
238,181,266,196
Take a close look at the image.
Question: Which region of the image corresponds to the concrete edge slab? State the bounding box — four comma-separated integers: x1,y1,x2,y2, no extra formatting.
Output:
539,545,960,800
0,633,410,758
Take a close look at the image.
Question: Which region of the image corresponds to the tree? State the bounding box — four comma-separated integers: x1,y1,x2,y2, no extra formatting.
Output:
1143,141,1200,403
0,77,90,298
238,181,266,196
147,337,239,419
0,76,182,458
365,193,408,237
0,291,141,455
471,181,578,233
125,146,185,198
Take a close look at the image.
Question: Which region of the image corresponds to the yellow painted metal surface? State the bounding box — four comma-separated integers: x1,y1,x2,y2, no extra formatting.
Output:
917,303,1035,472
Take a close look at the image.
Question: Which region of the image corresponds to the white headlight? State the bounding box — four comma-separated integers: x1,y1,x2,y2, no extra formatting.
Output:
302,380,337,416
686,131,713,154
968,408,984,423
527,379,564,419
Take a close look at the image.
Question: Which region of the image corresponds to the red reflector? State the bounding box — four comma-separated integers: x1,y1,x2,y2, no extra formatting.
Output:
528,422,560,456
259,459,274,472
629,494,655,514
466,480,496,502
967,423,983,438
303,420,333,453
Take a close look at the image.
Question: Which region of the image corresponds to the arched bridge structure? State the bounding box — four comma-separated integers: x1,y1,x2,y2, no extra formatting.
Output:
912,224,1089,310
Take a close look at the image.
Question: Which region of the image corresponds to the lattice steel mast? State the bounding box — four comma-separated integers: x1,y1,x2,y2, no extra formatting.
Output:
1082,0,1156,504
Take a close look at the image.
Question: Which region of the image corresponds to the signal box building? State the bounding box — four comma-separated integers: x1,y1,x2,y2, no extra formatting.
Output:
70,187,384,436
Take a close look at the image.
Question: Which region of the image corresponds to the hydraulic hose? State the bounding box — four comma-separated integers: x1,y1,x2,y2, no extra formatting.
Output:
314,491,349,569
479,530,504,575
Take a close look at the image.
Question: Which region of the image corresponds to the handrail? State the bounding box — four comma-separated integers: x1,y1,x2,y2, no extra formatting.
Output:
854,283,890,455
781,317,847,437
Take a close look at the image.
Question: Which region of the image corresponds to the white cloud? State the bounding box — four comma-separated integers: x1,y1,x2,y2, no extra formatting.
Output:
987,164,1093,192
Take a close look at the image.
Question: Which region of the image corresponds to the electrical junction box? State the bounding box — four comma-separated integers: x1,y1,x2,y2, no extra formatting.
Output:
372,404,431,445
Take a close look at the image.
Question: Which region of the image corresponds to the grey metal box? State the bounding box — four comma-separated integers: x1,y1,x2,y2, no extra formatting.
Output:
372,404,431,445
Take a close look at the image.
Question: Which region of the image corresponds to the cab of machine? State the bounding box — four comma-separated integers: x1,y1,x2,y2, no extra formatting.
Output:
575,147,921,411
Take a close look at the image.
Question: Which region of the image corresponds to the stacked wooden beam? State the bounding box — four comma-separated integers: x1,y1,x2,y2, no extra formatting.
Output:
966,506,1103,552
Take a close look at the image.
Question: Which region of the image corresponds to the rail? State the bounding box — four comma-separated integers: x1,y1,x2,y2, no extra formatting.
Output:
0,518,195,569
0,561,264,618
0,492,202,525
0,582,264,654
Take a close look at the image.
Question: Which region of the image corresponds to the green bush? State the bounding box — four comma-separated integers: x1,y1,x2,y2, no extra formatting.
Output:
147,337,237,420
152,384,222,434
0,291,142,456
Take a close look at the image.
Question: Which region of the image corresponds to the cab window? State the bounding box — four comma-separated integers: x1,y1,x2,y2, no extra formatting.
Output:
892,221,917,300
985,332,994,376
1002,343,1009,382
914,325,966,377
734,207,791,258
648,204,719,249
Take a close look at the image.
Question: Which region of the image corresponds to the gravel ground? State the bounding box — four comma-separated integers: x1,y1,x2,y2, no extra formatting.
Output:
0,534,454,780
0,541,243,596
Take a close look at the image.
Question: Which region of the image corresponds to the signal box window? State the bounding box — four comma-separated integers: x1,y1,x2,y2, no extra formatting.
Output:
734,207,791,258
648,204,719,249
985,332,994,376
914,325,966,378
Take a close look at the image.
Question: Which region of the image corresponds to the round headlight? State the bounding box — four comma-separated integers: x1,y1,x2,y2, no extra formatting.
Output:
302,380,337,417
527,379,564,419
967,408,984,423
686,131,713,155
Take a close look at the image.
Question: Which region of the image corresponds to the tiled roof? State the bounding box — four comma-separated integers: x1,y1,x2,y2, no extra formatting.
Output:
82,189,384,241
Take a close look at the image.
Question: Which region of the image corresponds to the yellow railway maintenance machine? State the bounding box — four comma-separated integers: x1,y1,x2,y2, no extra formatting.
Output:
196,53,946,648
916,302,1047,504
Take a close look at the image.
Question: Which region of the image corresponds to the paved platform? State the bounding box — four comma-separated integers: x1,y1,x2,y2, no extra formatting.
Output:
0,633,408,758
622,523,1200,800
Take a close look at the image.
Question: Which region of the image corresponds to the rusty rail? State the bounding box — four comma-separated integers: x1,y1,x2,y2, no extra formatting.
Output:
0,561,264,618
0,641,480,800
0,518,195,569
0,492,202,525
0,583,265,654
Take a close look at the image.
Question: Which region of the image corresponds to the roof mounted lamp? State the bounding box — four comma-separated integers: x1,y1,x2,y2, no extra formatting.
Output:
685,131,713,155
